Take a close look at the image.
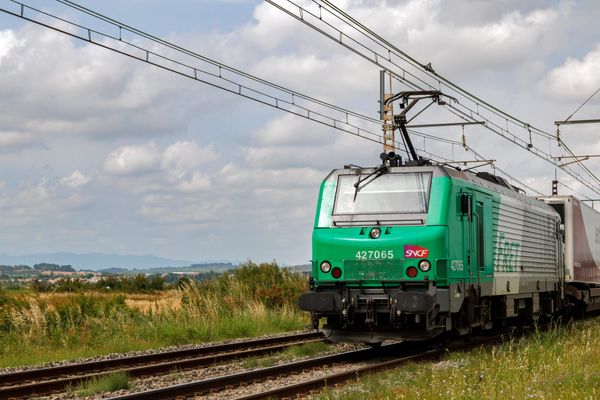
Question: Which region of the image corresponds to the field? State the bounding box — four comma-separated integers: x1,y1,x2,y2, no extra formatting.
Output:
3,262,600,400
0,262,308,368
315,317,600,400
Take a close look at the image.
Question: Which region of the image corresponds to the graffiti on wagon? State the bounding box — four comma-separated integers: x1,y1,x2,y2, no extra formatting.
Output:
497,232,520,272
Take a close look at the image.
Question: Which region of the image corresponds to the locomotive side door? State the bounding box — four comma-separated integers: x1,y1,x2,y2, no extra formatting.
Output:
473,193,493,286
460,191,492,287
460,191,475,286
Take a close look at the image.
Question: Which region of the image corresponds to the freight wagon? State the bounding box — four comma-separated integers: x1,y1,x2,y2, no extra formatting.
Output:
539,195,600,313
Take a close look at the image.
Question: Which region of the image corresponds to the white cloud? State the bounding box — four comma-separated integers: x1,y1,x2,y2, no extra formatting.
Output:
103,142,161,176
176,171,212,192
0,177,94,228
0,25,195,146
241,1,301,51
218,163,323,189
253,115,331,147
60,170,91,188
346,0,561,75
0,130,35,150
140,193,230,223
161,140,219,178
0,30,24,62
541,44,600,100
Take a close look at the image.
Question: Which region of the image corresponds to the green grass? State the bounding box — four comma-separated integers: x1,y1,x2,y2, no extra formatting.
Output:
315,318,600,400
283,341,330,358
70,372,130,396
244,341,330,369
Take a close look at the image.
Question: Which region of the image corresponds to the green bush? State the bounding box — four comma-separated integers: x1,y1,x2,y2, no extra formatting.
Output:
96,274,165,292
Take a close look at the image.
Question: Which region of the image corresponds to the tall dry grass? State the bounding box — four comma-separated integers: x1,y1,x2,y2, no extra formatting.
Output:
0,261,308,367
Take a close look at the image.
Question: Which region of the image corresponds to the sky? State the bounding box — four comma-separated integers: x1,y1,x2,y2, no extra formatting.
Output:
0,0,599,265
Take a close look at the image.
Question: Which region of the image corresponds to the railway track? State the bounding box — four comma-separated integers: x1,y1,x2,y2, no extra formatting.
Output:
106,335,503,400
234,336,502,400
0,331,323,399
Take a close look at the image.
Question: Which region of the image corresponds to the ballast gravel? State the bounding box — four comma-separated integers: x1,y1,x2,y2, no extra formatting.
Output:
193,361,373,400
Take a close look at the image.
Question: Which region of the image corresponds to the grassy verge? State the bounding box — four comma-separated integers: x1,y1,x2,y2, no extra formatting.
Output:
69,372,130,396
0,261,309,368
315,318,600,400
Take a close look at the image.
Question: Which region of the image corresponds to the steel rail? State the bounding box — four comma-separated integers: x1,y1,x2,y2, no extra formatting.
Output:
0,331,322,399
106,344,401,400
233,335,504,400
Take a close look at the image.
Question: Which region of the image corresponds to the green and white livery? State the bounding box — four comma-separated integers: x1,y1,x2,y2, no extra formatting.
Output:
299,165,563,343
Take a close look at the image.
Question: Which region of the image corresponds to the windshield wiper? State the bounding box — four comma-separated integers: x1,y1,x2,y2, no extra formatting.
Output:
353,166,388,201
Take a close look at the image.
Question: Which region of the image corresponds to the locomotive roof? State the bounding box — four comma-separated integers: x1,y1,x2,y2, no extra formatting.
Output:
331,164,557,213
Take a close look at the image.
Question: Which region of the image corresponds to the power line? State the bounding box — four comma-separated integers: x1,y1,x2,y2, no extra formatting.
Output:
45,1,527,185
565,86,600,121
267,0,600,196
312,0,556,140
318,0,600,191
1,0,573,197
1,0,465,157
272,0,588,154
557,181,593,201
0,1,384,145
465,147,544,196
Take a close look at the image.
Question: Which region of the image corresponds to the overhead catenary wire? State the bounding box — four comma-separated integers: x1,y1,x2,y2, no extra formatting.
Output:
269,0,600,192
463,147,544,196
314,0,600,190
1,0,465,157
312,0,557,140
268,0,553,140
557,181,593,201
1,0,568,196
565,86,600,121
0,1,379,147
266,0,600,196
557,142,600,188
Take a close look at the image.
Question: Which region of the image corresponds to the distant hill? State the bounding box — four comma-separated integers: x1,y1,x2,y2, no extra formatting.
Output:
99,263,235,274
0,252,222,271
286,263,311,272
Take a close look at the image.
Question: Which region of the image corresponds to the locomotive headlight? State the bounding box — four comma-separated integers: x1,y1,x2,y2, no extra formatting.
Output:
369,227,381,239
418,259,431,272
320,261,332,273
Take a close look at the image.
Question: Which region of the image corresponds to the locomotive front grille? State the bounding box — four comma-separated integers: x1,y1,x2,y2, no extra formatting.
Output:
343,259,404,280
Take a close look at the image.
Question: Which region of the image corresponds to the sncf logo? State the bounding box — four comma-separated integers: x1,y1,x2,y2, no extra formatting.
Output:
404,245,429,258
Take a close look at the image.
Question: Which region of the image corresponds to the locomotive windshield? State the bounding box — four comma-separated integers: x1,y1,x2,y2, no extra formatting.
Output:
333,172,431,215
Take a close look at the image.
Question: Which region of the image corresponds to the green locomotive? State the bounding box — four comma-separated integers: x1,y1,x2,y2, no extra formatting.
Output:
299,161,563,343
